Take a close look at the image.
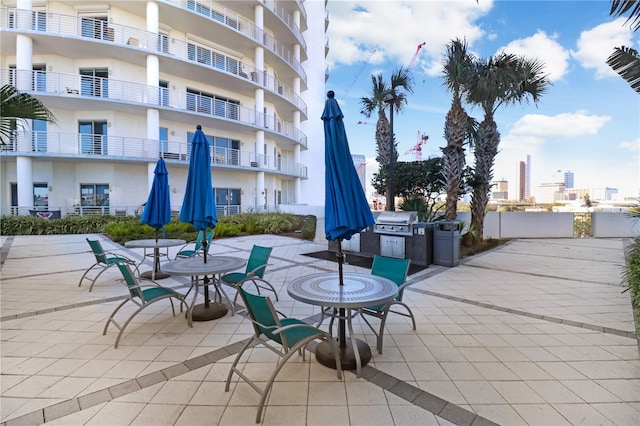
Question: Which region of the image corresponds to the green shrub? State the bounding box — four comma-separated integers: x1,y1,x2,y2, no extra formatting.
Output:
0,212,317,242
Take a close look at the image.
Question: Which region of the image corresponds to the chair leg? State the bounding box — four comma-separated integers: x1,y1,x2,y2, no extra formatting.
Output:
78,263,99,287
392,302,417,330
88,266,110,292
225,337,255,391
377,310,390,355
251,278,278,301
103,299,130,336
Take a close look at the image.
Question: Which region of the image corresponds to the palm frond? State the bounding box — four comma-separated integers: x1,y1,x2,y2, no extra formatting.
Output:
610,0,640,31
606,46,640,94
0,84,56,145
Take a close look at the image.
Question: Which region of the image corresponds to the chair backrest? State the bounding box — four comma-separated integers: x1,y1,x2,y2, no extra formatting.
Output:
238,286,284,345
116,262,143,300
87,239,108,264
246,245,272,278
371,255,410,301
194,230,214,253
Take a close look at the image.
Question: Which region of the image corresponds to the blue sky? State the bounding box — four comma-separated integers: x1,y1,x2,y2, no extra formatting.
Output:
325,0,640,200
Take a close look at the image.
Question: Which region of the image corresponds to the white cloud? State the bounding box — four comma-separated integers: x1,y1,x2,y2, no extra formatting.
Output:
498,30,570,82
619,138,640,151
326,1,492,74
509,112,611,137
571,18,635,78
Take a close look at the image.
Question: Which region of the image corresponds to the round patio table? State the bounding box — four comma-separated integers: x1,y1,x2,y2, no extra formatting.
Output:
162,256,246,324
287,272,397,377
125,239,185,280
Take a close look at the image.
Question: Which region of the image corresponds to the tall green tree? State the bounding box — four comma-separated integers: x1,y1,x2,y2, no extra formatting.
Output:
440,39,477,221
607,0,640,93
0,84,56,145
360,67,413,210
465,53,551,243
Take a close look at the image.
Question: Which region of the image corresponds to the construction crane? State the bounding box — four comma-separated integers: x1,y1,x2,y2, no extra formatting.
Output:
408,42,426,73
404,131,429,161
344,48,377,95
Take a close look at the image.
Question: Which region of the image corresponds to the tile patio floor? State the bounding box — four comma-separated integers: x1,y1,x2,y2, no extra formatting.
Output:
1,234,638,425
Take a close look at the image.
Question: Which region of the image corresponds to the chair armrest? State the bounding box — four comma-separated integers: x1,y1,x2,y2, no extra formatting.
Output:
272,322,329,336
246,263,271,277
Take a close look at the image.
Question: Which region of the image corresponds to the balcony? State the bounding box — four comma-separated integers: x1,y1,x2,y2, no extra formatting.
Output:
1,130,308,179
0,10,307,118
0,69,308,149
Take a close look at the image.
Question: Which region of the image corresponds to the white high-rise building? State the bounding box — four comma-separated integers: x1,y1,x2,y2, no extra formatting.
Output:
0,1,327,216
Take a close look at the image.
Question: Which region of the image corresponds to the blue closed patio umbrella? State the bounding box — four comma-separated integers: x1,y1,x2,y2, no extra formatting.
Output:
180,125,218,261
140,157,172,279
323,90,375,284
179,125,220,320
318,90,375,371
141,157,172,241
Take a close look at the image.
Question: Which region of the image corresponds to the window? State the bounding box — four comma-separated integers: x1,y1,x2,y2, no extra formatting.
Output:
158,32,169,53
213,137,240,165
215,188,241,215
159,80,169,106
187,43,239,75
79,121,108,155
186,89,239,119
81,184,109,206
80,16,112,41
8,64,46,91
80,68,109,98
8,9,46,30
34,183,48,208
159,127,168,154
187,0,211,17
32,119,47,152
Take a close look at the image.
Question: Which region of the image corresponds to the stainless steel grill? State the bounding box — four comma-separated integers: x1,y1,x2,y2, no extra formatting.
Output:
373,211,418,236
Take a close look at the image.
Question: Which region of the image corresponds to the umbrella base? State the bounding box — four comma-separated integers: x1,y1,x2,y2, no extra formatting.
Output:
191,302,228,321
140,271,170,280
315,337,371,371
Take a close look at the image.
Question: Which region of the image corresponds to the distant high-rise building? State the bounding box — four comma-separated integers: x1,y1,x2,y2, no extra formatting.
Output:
491,179,509,200
517,161,526,201
564,171,574,189
352,154,367,191
525,155,532,201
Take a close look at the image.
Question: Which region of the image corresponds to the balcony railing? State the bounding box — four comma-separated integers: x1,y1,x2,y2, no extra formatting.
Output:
161,1,306,81
2,130,308,179
261,0,305,50
0,7,308,107
0,69,308,148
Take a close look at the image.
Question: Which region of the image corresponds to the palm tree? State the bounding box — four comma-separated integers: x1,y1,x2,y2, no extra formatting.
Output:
360,67,413,210
607,1,640,94
441,38,477,221
465,53,551,243
0,84,56,145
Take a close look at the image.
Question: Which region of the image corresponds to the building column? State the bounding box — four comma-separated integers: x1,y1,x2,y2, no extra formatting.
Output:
146,2,160,186
16,157,33,214
16,1,34,213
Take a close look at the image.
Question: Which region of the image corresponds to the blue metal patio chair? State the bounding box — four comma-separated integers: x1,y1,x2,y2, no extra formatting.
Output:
103,261,187,348
360,255,413,354
78,238,138,291
225,284,342,423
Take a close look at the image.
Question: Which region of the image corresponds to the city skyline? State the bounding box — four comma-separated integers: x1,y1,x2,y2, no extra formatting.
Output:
326,1,639,199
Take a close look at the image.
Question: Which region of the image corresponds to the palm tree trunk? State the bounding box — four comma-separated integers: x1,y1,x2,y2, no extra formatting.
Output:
442,98,468,220
471,119,499,243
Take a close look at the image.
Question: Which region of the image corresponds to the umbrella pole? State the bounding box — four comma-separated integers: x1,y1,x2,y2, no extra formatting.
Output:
336,240,347,349
202,237,209,307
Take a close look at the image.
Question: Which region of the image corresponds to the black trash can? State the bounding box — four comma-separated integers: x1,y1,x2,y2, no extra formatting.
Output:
433,221,460,267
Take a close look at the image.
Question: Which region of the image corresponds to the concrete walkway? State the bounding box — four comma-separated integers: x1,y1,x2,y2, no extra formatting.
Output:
1,235,638,425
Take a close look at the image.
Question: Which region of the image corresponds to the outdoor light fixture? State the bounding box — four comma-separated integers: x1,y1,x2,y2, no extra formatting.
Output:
381,89,397,211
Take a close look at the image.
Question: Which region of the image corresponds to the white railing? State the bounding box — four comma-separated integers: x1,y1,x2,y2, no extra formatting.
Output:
261,0,305,50
0,7,308,113
160,1,306,81
0,69,308,148
2,130,308,178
